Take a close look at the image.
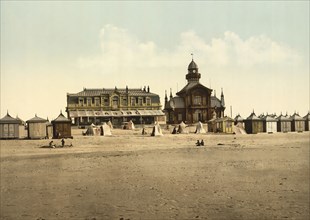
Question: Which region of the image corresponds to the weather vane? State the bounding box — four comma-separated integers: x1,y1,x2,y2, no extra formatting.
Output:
191,53,194,61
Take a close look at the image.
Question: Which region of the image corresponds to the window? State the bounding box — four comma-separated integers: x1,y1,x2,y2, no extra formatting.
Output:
194,96,202,105
112,96,119,108
95,98,100,107
146,98,151,106
87,98,92,106
79,98,84,106
138,98,143,106
131,98,135,106
122,98,127,106
103,98,109,106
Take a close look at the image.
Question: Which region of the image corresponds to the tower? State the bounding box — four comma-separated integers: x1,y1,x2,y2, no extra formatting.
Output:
186,54,201,83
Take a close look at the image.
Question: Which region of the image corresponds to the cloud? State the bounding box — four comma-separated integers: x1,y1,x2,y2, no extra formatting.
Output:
76,24,307,117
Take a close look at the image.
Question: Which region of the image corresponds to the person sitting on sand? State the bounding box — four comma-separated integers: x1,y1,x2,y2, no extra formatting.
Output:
200,140,204,146
196,140,200,146
49,141,55,148
61,139,65,147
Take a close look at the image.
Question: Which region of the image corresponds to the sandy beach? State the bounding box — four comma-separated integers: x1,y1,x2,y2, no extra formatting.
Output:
1,128,309,220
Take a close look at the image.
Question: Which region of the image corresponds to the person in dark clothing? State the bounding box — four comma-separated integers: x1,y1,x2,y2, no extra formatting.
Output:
200,140,204,146
196,140,200,146
61,138,65,147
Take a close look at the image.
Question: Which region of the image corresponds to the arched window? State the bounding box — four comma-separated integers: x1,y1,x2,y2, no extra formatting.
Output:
112,96,119,108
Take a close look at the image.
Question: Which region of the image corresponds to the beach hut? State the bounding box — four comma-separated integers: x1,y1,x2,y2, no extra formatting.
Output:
290,113,305,132
107,120,113,129
0,112,20,139
244,112,263,134
207,118,218,133
84,124,100,136
262,115,278,133
195,121,206,134
276,114,291,133
217,116,234,133
304,112,310,131
100,122,112,136
26,114,48,139
151,122,163,136
234,114,244,127
52,113,72,139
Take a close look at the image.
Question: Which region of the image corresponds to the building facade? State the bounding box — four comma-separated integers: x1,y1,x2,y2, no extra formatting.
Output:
66,86,165,126
164,58,225,124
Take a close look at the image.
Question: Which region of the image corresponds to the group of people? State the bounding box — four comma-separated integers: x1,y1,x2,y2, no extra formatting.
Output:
196,139,204,146
49,139,72,148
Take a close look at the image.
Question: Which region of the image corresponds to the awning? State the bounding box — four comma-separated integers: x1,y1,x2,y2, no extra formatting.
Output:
68,110,164,117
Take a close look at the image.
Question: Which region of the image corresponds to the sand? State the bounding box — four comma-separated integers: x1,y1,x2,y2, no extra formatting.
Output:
1,127,309,220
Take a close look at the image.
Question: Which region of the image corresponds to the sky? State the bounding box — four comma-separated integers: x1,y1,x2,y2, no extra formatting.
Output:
1,1,309,121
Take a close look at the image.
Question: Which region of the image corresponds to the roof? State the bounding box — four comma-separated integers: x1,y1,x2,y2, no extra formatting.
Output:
262,115,278,122
304,112,310,120
211,96,223,108
68,109,165,117
276,114,291,121
217,116,234,122
234,114,244,122
245,112,261,120
177,82,212,95
68,88,159,98
26,115,47,123
16,116,26,125
0,113,20,124
52,113,71,123
188,60,198,70
173,97,185,108
290,113,305,121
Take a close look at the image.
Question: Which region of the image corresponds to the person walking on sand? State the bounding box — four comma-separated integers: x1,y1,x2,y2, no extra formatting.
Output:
61,138,65,147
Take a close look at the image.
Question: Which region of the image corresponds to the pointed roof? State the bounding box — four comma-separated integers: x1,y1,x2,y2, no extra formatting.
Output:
177,82,212,96
0,113,20,124
246,112,261,120
276,114,291,121
26,114,47,123
16,116,25,125
290,113,305,121
188,60,198,70
262,115,278,122
303,112,310,120
52,112,71,123
234,114,244,122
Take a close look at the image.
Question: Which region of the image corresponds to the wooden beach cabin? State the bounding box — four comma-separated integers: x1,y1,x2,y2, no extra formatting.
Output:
217,116,234,133
276,114,291,133
303,112,310,131
290,113,305,132
244,112,263,134
51,112,72,139
262,115,278,133
26,115,48,139
0,113,20,139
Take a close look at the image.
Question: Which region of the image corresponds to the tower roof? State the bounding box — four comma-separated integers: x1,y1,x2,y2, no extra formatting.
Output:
188,60,198,70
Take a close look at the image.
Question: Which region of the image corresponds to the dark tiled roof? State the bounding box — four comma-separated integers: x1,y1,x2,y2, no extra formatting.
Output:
188,60,198,69
26,115,47,123
276,114,291,121
245,112,261,120
0,113,20,124
304,112,310,120
177,82,212,95
234,114,244,122
173,97,185,108
262,115,278,122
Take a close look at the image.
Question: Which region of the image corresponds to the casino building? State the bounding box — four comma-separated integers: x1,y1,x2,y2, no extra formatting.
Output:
66,86,165,126
164,58,225,124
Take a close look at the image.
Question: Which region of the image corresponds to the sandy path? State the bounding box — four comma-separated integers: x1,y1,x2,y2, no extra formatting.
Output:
1,130,309,220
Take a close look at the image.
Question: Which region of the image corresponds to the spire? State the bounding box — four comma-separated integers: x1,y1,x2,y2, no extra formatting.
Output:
147,85,150,93
220,88,225,107
186,55,200,83
214,90,216,97
191,53,194,61
165,90,168,102
170,88,173,99
126,85,128,93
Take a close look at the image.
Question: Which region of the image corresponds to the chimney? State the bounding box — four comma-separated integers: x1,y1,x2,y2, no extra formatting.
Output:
147,86,150,93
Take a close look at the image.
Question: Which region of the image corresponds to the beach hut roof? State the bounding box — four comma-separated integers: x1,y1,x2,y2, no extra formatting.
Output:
262,115,278,122
246,112,260,120
52,112,71,122
0,113,20,124
303,112,310,120
290,113,305,121
276,114,291,121
234,114,244,122
26,114,47,123
16,116,26,125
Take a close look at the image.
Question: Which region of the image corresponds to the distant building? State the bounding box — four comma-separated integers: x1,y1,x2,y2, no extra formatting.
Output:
26,115,48,139
262,115,278,133
51,112,72,139
164,58,225,124
277,114,292,133
66,86,165,126
0,112,20,139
